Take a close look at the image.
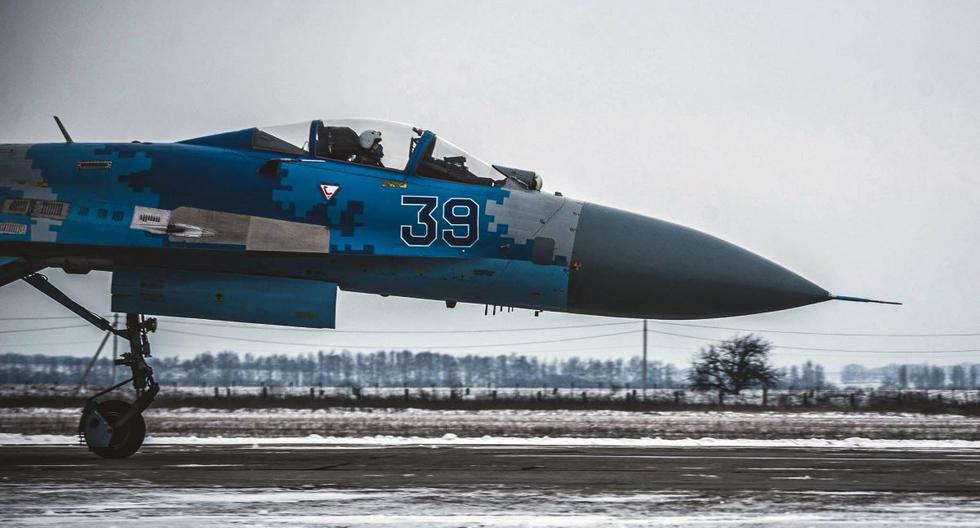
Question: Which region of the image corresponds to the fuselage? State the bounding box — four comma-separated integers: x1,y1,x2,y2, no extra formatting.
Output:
0,123,830,323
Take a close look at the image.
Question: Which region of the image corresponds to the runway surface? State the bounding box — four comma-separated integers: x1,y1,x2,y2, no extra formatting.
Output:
2,443,979,526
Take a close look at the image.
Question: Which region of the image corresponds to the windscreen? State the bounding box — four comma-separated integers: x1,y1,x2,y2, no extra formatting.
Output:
256,122,312,153
417,136,504,186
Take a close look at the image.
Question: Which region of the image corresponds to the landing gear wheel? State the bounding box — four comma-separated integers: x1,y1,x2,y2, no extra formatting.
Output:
18,278,160,460
82,399,146,459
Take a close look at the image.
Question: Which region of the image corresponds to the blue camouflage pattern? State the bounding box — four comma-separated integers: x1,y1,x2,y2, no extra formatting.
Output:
0,121,584,321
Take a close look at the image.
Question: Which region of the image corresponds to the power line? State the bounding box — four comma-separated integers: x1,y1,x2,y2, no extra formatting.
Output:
650,320,980,338
550,343,693,353
159,318,641,334
646,327,980,355
3,329,975,356
772,344,980,355
159,328,640,350
0,339,104,348
0,315,640,334
147,342,667,355
0,324,91,335
6,313,979,355
0,334,688,355
0,316,91,321
5,314,980,339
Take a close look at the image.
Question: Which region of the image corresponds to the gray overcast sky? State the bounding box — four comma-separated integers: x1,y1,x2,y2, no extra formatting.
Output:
1,0,978,372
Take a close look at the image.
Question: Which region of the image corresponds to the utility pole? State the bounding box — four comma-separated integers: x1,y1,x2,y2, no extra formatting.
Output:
111,313,118,384
75,331,111,395
642,319,648,398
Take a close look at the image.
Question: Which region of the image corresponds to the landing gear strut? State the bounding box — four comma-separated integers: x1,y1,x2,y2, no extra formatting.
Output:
23,274,159,458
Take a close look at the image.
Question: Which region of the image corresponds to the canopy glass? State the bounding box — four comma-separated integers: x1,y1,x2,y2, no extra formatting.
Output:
259,119,505,186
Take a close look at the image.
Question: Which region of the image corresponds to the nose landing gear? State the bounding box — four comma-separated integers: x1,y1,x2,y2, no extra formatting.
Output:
23,274,160,458
77,314,159,458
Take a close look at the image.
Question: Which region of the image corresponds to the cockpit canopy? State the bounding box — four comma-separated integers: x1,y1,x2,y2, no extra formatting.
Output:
258,119,417,171
254,119,542,190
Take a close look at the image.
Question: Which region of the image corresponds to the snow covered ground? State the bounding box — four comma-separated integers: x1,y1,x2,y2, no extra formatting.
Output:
2,407,978,439
1,484,977,527
3,432,980,449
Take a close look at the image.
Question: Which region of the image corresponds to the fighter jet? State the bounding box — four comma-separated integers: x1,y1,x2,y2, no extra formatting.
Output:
0,117,896,457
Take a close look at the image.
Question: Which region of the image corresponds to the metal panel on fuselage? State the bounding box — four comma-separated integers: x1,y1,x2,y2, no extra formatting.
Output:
111,266,338,328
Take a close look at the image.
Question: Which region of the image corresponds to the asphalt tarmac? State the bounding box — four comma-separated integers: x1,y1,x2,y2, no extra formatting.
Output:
2,444,980,526
3,444,979,492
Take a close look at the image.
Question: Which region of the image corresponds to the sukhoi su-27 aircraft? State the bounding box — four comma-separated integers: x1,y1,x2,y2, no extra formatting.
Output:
0,117,897,457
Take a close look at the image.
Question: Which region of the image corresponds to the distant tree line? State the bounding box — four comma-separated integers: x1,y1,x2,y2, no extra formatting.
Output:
0,350,686,389
842,363,980,389
3,348,963,391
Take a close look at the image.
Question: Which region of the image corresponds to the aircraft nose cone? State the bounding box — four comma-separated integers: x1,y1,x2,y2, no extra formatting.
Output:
567,204,829,319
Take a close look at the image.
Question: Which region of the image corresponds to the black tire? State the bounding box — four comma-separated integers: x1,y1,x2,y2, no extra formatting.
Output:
83,399,146,459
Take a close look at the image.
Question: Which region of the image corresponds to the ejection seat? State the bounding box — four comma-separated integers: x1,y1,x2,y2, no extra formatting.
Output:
315,122,361,162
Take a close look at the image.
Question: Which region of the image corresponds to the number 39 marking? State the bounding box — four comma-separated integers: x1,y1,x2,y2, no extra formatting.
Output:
400,196,479,248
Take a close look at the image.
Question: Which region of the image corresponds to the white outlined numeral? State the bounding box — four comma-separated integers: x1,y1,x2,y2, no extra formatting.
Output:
400,196,480,248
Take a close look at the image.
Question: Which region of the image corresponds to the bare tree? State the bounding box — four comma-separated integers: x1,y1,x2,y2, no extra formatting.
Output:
688,334,779,395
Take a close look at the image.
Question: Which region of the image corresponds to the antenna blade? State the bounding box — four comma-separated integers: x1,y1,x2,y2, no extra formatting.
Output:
53,116,73,143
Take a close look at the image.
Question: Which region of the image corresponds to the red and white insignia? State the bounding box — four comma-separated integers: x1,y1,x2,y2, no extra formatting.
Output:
320,183,340,201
